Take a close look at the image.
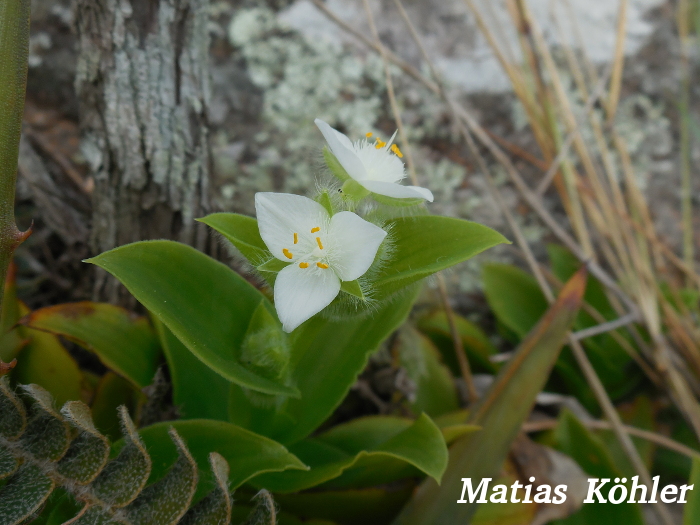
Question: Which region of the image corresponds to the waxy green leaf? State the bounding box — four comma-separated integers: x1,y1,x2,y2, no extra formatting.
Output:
87,241,298,397
252,414,450,492
392,268,586,524
19,302,158,389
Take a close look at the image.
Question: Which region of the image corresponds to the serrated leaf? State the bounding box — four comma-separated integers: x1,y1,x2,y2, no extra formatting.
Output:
198,213,269,265
393,268,586,524
120,419,307,501
87,241,298,398
11,329,84,407
180,453,232,525
0,464,54,525
0,376,25,439
57,401,110,484
19,302,160,389
0,444,18,480
91,406,151,507
154,318,230,421
252,414,448,493
20,384,70,462
125,429,198,525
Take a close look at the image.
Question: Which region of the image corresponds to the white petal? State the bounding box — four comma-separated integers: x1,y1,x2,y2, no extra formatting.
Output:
274,263,341,332
328,211,387,282
314,119,367,181
255,193,330,261
359,180,434,202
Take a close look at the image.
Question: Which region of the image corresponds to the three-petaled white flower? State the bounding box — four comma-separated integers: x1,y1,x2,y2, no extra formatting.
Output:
256,192,387,332
315,118,434,202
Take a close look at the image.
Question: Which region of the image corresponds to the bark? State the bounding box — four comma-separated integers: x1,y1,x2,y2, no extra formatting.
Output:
74,0,211,302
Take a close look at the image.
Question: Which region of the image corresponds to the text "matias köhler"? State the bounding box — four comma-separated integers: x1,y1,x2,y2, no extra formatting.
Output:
458,476,694,505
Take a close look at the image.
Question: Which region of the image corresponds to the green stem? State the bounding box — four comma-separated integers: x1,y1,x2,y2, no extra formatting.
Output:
0,0,31,319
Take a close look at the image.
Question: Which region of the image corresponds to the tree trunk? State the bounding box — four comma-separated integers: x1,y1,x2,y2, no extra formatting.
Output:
74,0,211,302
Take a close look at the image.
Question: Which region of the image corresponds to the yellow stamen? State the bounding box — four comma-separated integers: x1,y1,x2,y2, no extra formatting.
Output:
311,227,320,233
391,144,404,158
283,248,293,259
375,139,386,149
366,132,373,138
299,262,309,268
317,262,329,269
316,237,324,250
293,233,298,244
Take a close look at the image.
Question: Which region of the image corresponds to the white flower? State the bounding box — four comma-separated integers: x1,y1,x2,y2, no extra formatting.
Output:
256,192,387,332
315,118,434,202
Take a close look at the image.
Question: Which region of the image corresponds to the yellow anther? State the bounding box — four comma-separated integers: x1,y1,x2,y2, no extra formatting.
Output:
316,237,324,250
311,226,320,233
391,144,404,158
375,139,386,149
317,262,329,269
293,233,298,244
283,248,293,259
299,262,309,268
366,132,373,138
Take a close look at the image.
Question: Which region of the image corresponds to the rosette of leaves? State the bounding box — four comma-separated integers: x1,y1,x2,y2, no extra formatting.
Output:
0,377,283,525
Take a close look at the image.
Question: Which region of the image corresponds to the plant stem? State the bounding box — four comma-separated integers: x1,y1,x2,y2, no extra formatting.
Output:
0,0,31,320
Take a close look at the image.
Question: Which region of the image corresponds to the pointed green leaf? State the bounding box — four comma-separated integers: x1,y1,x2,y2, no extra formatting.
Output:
154,318,230,421
229,287,420,444
340,279,366,301
0,464,54,525
122,419,307,500
392,268,586,524
90,372,140,442
323,146,351,182
87,241,298,398
252,414,448,493
125,429,198,525
19,302,160,389
373,217,509,299
198,213,269,265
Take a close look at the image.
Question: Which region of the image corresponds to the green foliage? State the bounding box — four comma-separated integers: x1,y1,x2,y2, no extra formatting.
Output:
0,377,295,525
392,269,586,524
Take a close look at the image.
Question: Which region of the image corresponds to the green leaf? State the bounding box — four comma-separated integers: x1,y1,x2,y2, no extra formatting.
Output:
0,464,54,525
90,372,140,442
340,279,366,301
11,329,84,407
198,213,269,265
87,241,298,398
373,217,509,299
20,384,70,462
125,429,198,525
275,484,415,525
126,419,307,500
370,193,424,207
552,411,644,525
57,401,110,484
684,458,700,525
180,453,232,525
392,268,586,525
317,189,335,216
154,317,230,421
91,406,151,508
417,310,498,375
19,302,160,389
229,287,420,444
253,414,448,492
257,258,289,273
396,327,459,417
